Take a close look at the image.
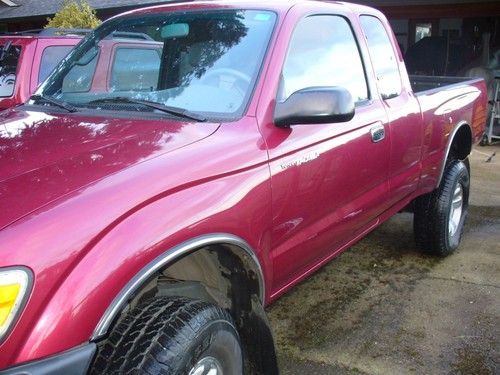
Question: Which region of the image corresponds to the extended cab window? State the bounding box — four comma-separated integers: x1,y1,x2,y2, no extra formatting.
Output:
360,15,402,99
0,44,21,97
62,47,99,93
39,46,73,84
280,15,368,103
110,47,161,91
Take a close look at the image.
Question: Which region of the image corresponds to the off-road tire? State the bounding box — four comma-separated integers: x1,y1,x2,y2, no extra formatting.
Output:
413,159,470,256
91,296,243,375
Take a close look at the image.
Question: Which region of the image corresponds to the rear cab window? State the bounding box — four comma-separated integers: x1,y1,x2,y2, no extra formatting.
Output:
39,45,74,84
0,44,22,97
359,15,402,99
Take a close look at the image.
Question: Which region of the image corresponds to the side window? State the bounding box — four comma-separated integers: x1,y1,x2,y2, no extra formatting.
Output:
110,48,161,92
38,46,73,84
280,15,368,103
360,15,402,99
0,45,21,97
62,47,99,93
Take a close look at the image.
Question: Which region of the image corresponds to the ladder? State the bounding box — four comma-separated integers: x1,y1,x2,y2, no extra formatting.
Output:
484,76,500,145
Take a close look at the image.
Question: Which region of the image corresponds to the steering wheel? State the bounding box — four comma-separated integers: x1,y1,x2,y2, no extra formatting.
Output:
200,68,251,97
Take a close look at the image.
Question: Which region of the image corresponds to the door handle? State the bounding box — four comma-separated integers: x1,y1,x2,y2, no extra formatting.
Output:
370,124,385,143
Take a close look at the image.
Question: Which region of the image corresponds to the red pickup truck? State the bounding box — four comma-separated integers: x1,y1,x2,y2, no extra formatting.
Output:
0,1,487,374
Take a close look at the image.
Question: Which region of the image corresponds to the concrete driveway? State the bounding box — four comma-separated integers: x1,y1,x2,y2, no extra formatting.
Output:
268,145,500,375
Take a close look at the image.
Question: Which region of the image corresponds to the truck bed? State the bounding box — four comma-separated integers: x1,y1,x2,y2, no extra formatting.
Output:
409,75,477,93
411,75,486,192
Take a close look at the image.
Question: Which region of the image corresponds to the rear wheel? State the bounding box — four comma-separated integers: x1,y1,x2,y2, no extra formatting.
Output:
91,296,243,375
413,159,469,256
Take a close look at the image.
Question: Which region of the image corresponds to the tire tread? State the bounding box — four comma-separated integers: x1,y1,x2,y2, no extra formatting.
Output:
414,159,469,256
90,297,234,375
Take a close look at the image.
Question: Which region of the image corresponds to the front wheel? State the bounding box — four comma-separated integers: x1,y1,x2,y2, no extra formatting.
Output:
91,297,243,375
413,159,470,256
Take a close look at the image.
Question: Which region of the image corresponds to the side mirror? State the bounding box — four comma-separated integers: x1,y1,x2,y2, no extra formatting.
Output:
274,87,355,127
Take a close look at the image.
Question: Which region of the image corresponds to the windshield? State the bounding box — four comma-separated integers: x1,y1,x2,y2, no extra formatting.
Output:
37,10,276,120
0,43,21,98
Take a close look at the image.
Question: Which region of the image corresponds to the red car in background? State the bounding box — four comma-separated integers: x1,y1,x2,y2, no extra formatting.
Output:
0,29,159,110
0,29,85,110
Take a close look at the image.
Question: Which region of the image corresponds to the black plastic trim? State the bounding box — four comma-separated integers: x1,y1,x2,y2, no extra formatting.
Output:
0,344,96,375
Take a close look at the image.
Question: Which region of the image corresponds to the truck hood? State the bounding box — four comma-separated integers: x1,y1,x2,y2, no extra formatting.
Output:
0,108,220,229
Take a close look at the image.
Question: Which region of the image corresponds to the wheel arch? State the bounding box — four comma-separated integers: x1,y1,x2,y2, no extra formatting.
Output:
91,233,278,374
436,121,472,187
91,233,265,340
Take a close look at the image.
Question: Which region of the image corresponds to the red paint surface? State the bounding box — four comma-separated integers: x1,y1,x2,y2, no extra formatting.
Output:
0,0,487,369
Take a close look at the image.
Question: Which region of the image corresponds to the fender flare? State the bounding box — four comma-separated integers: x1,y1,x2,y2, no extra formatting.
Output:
91,233,265,340
436,121,472,188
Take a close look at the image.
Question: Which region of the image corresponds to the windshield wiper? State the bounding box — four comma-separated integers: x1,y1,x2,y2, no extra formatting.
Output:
87,97,206,122
30,94,78,113
0,40,12,62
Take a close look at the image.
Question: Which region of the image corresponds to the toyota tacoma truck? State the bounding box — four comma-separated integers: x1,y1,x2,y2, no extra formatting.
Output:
0,1,487,374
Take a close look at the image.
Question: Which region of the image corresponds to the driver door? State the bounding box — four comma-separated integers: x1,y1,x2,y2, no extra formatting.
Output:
264,14,392,294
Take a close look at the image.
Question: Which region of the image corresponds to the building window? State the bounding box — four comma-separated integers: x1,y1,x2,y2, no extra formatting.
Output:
415,23,432,42
409,19,439,45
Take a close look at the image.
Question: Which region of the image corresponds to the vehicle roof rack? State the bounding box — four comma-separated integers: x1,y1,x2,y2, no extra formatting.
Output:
0,29,155,41
0,28,41,36
109,31,154,41
0,28,91,37
38,28,92,36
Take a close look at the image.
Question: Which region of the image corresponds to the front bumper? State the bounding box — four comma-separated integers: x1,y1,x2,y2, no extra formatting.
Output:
0,344,96,375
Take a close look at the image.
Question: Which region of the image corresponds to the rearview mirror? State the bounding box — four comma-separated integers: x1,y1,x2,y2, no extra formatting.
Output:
274,87,354,127
161,23,189,39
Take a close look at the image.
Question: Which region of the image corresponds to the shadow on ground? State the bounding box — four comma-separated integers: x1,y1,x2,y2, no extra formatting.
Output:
268,207,500,375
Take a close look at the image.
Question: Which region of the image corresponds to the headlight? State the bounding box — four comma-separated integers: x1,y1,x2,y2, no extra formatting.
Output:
0,268,32,341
